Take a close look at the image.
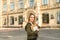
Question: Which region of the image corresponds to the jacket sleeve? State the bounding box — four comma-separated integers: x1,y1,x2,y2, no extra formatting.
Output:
25,23,31,32
25,23,31,31
37,26,40,29
25,23,38,35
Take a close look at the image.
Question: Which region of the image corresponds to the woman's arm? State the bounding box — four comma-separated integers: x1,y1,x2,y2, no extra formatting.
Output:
25,23,38,34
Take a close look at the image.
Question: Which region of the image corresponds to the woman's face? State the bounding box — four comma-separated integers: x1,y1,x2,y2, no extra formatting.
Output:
30,15,35,22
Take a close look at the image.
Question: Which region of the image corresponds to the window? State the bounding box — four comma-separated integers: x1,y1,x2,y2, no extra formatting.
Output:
57,11,60,24
10,2,14,10
3,3,7,11
23,17,25,22
29,0,34,7
3,18,6,25
19,0,24,8
42,0,48,5
10,16,14,25
56,0,60,3
42,13,49,24
36,16,38,21
51,15,54,19
18,15,23,25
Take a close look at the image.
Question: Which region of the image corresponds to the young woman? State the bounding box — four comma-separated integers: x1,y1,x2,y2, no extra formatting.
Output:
25,13,40,40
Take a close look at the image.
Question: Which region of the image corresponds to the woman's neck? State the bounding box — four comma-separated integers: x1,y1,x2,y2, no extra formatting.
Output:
29,21,32,24
29,21,35,25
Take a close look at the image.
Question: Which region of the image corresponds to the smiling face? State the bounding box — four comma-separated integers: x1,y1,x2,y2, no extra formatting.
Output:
28,13,36,24
30,15,35,22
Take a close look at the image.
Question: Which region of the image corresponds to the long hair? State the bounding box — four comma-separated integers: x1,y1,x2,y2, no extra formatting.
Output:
28,13,36,25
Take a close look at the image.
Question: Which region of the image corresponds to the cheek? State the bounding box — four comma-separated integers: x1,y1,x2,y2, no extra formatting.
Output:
30,18,34,21
32,18,34,20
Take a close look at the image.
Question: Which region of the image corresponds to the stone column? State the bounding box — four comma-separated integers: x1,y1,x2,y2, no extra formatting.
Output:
0,0,2,28
37,0,42,27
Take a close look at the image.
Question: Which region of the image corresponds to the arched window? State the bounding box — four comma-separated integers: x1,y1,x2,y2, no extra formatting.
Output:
57,11,60,24
42,13,49,24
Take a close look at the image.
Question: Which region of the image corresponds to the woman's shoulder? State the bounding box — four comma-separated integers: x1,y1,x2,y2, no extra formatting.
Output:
27,22,31,25
25,22,31,31
26,22,31,26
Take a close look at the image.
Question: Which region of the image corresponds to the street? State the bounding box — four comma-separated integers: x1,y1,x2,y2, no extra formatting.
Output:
0,28,60,40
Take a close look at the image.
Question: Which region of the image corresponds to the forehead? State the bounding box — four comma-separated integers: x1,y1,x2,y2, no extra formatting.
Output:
30,15,35,17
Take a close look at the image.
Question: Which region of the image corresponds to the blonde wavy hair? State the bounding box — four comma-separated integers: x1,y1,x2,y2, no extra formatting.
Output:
28,13,36,25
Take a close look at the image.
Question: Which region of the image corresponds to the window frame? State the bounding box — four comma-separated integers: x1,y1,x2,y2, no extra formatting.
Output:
42,0,48,6
3,3,7,11
57,11,60,24
19,0,24,9
10,16,14,25
18,15,23,25
42,13,49,24
3,18,7,25
10,2,15,10
56,0,60,3
29,0,35,7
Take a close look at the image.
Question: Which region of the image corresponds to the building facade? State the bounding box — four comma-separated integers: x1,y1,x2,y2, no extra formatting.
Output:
1,0,60,28
40,0,60,28
0,0,2,28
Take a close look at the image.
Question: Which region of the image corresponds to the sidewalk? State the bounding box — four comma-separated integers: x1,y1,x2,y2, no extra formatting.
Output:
40,28,60,30
0,28,60,32
0,28,21,32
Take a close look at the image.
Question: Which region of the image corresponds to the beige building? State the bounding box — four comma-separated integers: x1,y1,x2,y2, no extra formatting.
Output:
0,0,2,28
1,0,60,28
40,0,60,28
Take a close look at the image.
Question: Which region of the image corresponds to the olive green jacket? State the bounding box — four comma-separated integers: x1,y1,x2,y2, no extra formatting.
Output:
25,22,38,39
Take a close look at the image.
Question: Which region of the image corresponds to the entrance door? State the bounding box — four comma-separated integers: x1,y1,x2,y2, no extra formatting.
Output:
42,13,49,24
18,15,23,25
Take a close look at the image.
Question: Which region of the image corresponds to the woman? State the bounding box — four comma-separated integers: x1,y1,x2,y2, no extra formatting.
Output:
25,13,40,40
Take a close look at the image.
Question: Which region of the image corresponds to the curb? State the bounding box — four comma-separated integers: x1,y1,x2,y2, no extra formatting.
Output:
0,28,21,32
40,28,60,30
